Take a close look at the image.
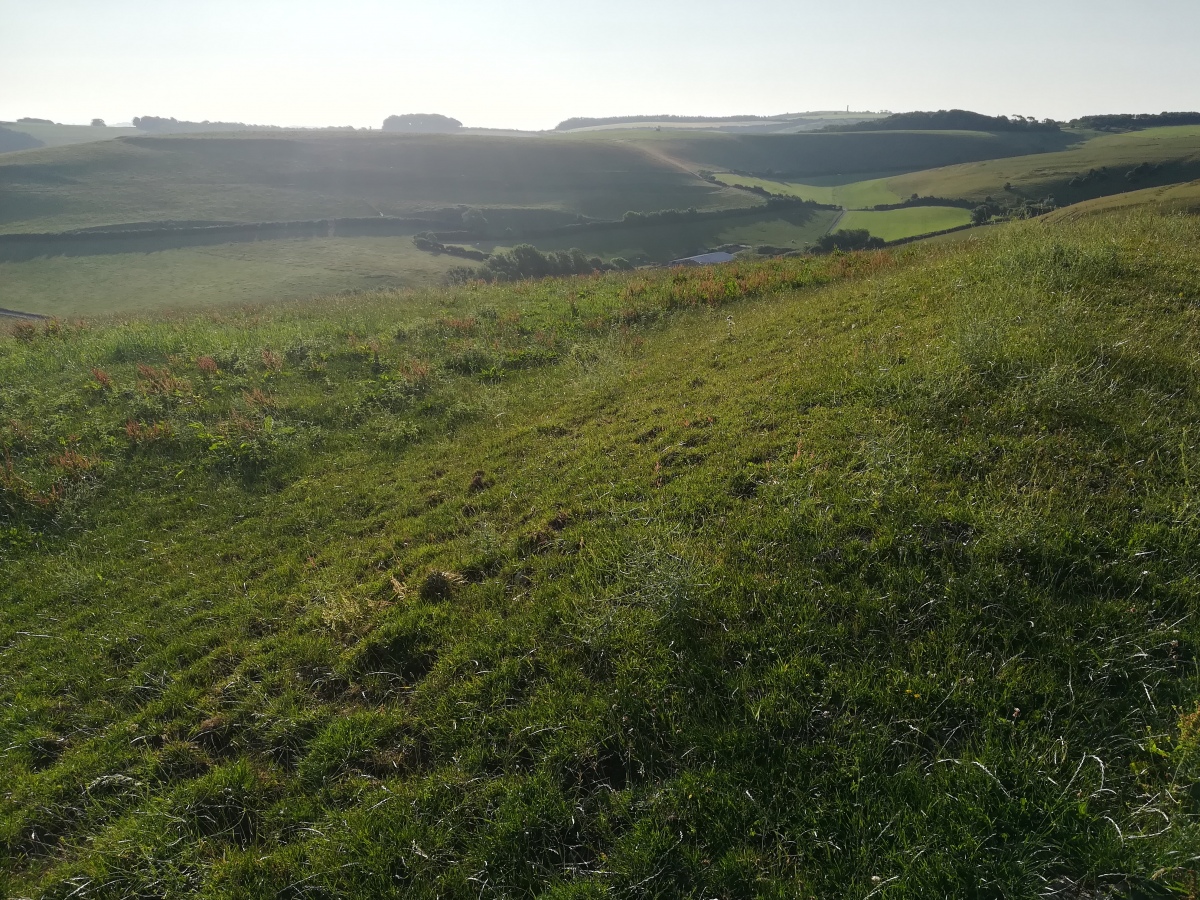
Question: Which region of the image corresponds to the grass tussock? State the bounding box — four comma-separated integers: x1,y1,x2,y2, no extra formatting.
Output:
1,212,1200,897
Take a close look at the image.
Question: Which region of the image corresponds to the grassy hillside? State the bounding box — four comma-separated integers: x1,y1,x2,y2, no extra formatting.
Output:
617,129,1082,179
1041,179,1200,223
886,126,1200,203
0,207,839,317
0,132,751,234
712,172,905,208
0,121,138,150
3,211,1199,897
0,236,469,318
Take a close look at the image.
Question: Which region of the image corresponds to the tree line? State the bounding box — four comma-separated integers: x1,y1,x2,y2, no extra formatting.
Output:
382,114,462,133
824,110,1061,133
1068,112,1200,132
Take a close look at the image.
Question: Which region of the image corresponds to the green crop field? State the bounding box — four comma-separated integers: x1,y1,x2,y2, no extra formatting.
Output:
837,206,974,241
885,126,1200,204
0,236,470,318
2,210,1199,898
713,173,904,208
0,132,752,235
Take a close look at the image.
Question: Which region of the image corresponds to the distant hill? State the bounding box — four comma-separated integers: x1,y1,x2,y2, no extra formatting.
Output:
0,131,751,234
626,129,1078,178
826,109,1061,133
382,114,462,134
556,114,777,131
131,116,360,134
0,125,43,153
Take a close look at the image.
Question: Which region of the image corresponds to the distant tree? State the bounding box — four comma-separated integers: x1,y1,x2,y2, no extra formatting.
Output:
91,118,106,127
382,114,462,133
815,229,885,253
611,257,634,270
823,109,1060,134
17,117,54,125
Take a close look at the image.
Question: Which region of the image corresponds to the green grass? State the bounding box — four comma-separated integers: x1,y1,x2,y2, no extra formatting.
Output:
480,206,841,263
0,132,751,234
0,236,470,318
0,208,840,317
2,212,1200,897
1042,179,1200,223
713,173,904,208
837,206,974,241
886,126,1200,203
618,129,1082,179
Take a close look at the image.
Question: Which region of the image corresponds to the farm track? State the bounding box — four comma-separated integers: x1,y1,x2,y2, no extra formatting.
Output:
0,306,48,320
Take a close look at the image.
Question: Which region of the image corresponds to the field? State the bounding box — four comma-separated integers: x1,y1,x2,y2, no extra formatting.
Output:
837,207,974,241
479,206,841,264
0,132,752,234
613,129,1083,179
0,121,138,149
2,210,1199,897
712,173,904,208
0,237,467,318
885,125,1200,203
0,207,841,317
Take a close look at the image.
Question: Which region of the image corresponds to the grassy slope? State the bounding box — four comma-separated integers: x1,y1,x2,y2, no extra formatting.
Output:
0,132,751,234
712,173,904,208
0,209,840,317
1041,179,1200,223
615,129,1082,179
0,122,138,149
837,207,974,241
0,237,469,318
886,126,1200,203
3,214,1200,898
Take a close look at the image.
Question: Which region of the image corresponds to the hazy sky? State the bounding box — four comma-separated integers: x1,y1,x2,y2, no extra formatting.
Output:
2,0,1198,130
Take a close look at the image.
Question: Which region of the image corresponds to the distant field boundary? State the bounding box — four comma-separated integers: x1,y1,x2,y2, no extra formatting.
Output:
0,217,450,262
884,222,978,246
0,202,837,262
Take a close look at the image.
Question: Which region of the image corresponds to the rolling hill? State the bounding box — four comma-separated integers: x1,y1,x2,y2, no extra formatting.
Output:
885,125,1200,203
0,131,752,235
614,128,1083,178
2,208,1199,898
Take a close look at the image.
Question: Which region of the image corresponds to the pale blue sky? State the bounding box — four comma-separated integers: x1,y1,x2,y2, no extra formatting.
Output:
2,0,1197,130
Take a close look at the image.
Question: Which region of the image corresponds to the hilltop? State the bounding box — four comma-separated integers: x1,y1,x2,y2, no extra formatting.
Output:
2,208,1199,897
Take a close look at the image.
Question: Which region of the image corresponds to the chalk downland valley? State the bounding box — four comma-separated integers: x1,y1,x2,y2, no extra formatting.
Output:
2,108,1200,898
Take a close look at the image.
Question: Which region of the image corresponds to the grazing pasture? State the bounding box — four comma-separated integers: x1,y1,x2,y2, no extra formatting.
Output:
0,132,751,234
619,128,1082,178
712,172,904,208
886,125,1200,203
837,206,974,241
0,236,467,318
1,212,1198,898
